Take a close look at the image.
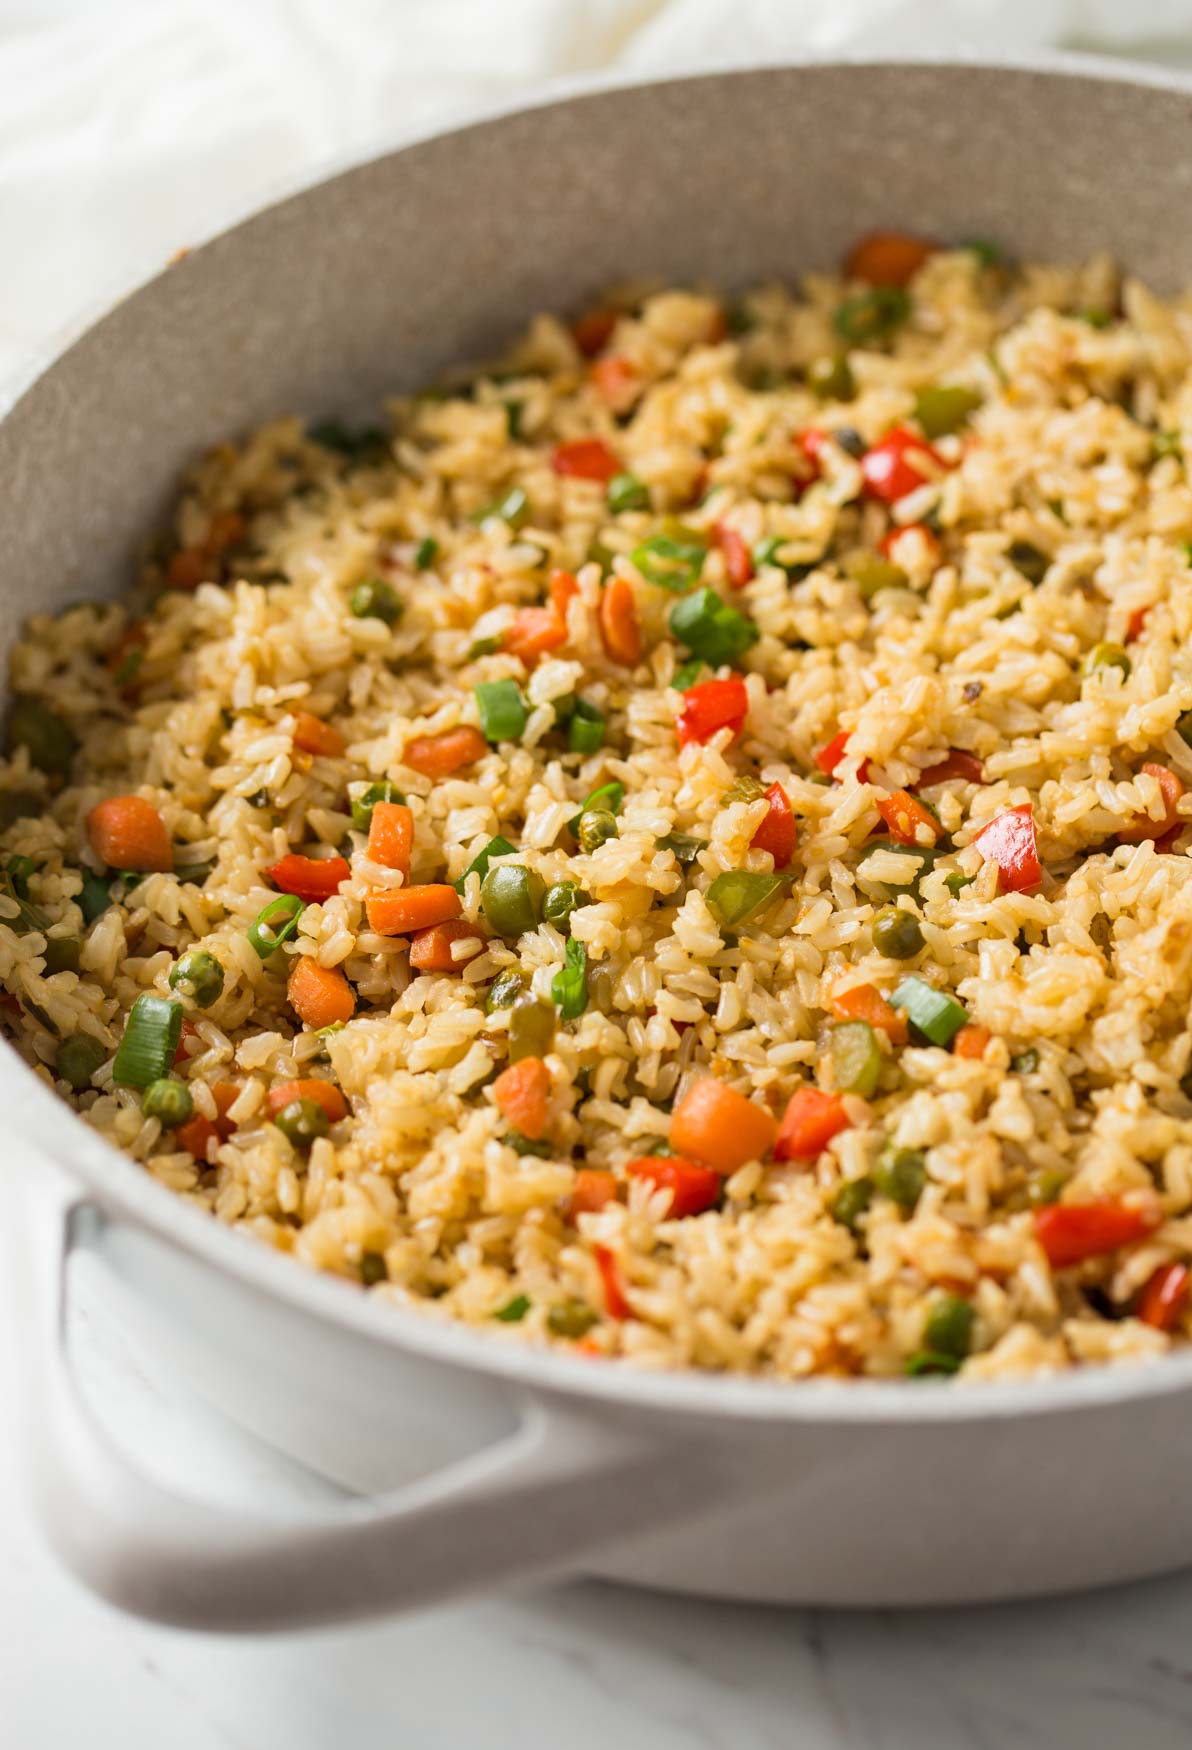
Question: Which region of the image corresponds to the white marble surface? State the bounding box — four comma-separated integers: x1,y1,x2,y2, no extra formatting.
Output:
9,6,1192,1744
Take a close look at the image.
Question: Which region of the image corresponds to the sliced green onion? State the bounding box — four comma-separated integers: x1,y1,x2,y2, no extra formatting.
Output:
0,869,50,936
631,527,707,592
913,385,982,440
414,536,438,569
112,994,183,1089
567,698,606,754
722,774,765,804
78,873,113,924
350,781,404,835
830,1020,882,1098
705,870,784,929
551,937,588,1020
833,287,910,347
890,975,968,1047
247,894,305,959
607,472,649,514
670,658,707,691
474,679,527,743
494,1292,532,1321
654,831,707,866
469,635,504,659
349,577,402,626
43,935,82,976
905,1350,963,1377
566,780,623,838
503,400,524,441
455,834,517,895
668,588,759,667
475,486,529,530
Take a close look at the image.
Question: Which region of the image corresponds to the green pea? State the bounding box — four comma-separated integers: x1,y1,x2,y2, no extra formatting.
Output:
872,906,925,960
508,995,555,1062
830,1177,874,1232
913,385,982,440
42,935,82,976
142,1077,194,1128
486,968,526,1012
1011,1048,1039,1075
542,880,585,933
873,1143,927,1210
1083,642,1131,681
273,1096,330,1148
349,577,402,626
7,697,75,774
56,1033,107,1091
547,1298,598,1339
480,864,545,938
577,809,618,854
1028,1170,1066,1208
360,1251,388,1286
168,949,225,1008
923,1293,974,1360
807,354,856,401
845,552,908,599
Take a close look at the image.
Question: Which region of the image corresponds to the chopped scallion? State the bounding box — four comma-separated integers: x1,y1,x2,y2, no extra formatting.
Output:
455,834,517,895
567,698,605,754
668,587,759,667
247,894,305,959
890,975,968,1047
474,679,527,744
112,994,183,1089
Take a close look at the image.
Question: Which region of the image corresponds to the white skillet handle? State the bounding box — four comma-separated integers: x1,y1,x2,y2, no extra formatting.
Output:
19,1174,689,1633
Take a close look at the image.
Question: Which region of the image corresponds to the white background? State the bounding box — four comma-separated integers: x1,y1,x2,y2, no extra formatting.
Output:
8,3,1192,1745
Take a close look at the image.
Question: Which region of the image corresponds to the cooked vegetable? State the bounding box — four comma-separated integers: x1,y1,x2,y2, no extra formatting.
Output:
553,438,620,482
349,781,403,834
1119,762,1185,844
273,1096,330,1148
590,354,640,414
42,935,82,976
247,893,306,957
494,1294,531,1323
972,804,1042,893
860,426,943,502
366,801,414,874
567,698,605,754
492,1055,550,1140
1035,1199,1161,1267
631,528,707,592
607,472,649,513
413,536,438,569
626,1155,720,1218
873,1143,927,1209
505,607,567,668
365,884,462,936
712,522,754,589
480,863,545,936
487,968,526,1012
403,725,487,777
807,354,856,401
924,1293,974,1359
594,1244,632,1319
287,956,355,1029
815,730,870,781
360,1252,388,1286
830,1177,874,1231
830,982,908,1045
547,1299,598,1338
569,1168,618,1218
1083,641,1131,681
56,1033,108,1091
265,853,350,903
598,576,643,666
1137,1262,1190,1332
705,869,783,929
455,835,517,895
577,808,618,853
872,906,924,960
668,588,759,667
142,1077,194,1128
292,712,346,758
409,919,483,972
773,1087,851,1162
676,675,749,748
566,780,623,837
87,796,173,872
508,996,556,1061
919,749,985,786
669,1076,777,1174
349,577,402,625
845,551,907,599
168,950,225,1008
543,880,585,932
830,1021,882,1097
475,486,530,528
474,679,527,744
551,937,588,1020
266,1079,348,1124
875,790,940,848
7,697,75,774
845,231,933,287
913,384,981,439
112,994,183,1088
833,286,911,346
749,782,796,867
890,975,968,1046
1007,540,1049,584
655,830,708,865
953,1023,992,1060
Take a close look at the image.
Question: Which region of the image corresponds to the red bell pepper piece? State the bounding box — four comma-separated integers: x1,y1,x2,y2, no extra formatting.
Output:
594,1244,633,1319
875,789,940,847
1125,605,1150,643
713,522,755,588
920,749,985,786
552,437,621,483
1137,1261,1190,1332
860,425,945,504
265,853,351,904
750,781,797,867
972,804,1042,893
773,1087,852,1163
626,1156,721,1218
174,1016,200,1067
1119,763,1185,844
814,730,871,782
677,675,748,747
1034,1199,1161,1269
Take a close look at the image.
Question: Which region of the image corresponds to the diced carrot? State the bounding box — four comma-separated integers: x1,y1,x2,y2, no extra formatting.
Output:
844,231,934,287
176,1113,219,1161
669,1076,778,1175
366,801,414,875
286,955,355,1029
492,1056,551,1141
166,549,211,590
549,569,580,619
1119,762,1185,844
1137,1261,1190,1332
292,712,346,758
505,606,568,667
553,438,621,483
87,796,173,872
365,884,462,936
713,522,754,588
875,790,940,847
953,1024,992,1061
266,1079,348,1124
409,918,484,973
569,1168,619,1219
830,983,908,1046
598,575,642,666
211,1081,241,1139
590,355,640,414
626,1155,721,1218
572,308,618,357
773,1087,852,1163
265,854,351,903
404,725,488,778
594,1244,633,1319
206,510,246,554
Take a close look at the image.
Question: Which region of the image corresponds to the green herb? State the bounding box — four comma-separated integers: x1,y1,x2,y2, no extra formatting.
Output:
413,536,438,570
567,698,605,754
830,1177,874,1232
551,937,588,1020
494,1293,532,1321
350,781,404,835
566,781,623,838
112,994,183,1089
56,1033,108,1092
247,894,305,959
631,528,707,592
668,587,759,667
474,679,527,743
607,472,649,514
508,995,556,1060
890,976,968,1047
480,864,545,938
830,1020,882,1098
349,577,402,626
913,384,982,440
475,486,530,530
807,354,856,401
654,831,707,866
671,658,707,691
142,1077,194,1128
78,873,113,924
705,870,784,929
454,834,517,896
833,286,910,347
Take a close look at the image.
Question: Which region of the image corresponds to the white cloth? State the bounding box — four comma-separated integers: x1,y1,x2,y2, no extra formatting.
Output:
3,0,1192,384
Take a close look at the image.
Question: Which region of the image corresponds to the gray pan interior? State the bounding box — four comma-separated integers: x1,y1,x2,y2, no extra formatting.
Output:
4,57,1192,668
